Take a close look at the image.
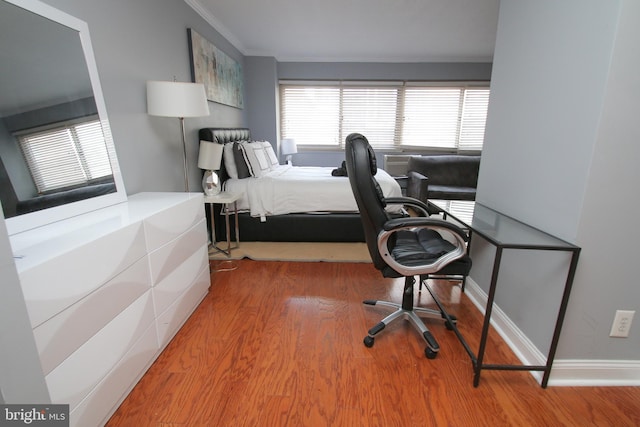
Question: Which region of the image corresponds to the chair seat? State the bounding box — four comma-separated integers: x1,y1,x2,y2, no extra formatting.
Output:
382,229,472,278
393,229,454,262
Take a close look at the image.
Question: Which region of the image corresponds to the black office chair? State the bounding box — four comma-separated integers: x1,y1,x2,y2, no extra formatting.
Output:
345,133,472,359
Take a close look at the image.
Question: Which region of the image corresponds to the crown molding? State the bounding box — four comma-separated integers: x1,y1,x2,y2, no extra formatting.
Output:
183,0,246,55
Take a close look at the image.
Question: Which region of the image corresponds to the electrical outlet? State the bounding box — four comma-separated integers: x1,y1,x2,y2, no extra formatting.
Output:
609,310,635,338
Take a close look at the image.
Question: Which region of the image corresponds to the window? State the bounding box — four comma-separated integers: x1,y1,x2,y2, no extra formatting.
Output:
280,81,490,151
17,117,112,193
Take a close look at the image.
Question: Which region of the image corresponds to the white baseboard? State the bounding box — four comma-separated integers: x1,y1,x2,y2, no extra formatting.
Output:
546,360,640,386
463,277,640,386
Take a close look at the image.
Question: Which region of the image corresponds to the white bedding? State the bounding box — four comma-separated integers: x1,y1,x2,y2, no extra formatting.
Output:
223,165,402,219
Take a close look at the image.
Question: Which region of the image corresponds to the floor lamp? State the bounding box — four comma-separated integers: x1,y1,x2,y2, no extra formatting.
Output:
147,80,210,192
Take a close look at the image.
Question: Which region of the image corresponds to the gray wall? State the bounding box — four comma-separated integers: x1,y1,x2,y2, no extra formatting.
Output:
244,56,279,144
562,0,640,360
475,0,639,361
278,61,493,82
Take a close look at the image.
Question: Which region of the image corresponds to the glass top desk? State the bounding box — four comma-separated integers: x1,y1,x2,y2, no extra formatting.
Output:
427,200,581,388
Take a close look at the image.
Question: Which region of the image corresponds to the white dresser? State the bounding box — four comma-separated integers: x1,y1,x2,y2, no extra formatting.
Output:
10,192,210,426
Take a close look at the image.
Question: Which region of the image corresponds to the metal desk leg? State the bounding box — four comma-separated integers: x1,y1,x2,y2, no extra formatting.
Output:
473,246,504,387
541,248,581,387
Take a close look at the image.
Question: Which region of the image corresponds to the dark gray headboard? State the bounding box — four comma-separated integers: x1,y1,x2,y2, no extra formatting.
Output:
199,128,251,182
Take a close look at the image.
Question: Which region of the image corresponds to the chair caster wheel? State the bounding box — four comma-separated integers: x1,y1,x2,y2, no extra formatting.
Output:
425,347,438,359
364,336,375,348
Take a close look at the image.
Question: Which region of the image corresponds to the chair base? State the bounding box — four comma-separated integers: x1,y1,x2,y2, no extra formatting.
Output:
362,276,456,359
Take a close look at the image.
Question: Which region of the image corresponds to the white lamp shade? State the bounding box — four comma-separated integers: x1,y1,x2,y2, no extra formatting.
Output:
197,140,224,170
281,138,298,155
146,80,210,118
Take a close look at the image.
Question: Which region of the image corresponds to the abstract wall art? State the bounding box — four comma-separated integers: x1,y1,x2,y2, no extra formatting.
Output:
188,29,244,109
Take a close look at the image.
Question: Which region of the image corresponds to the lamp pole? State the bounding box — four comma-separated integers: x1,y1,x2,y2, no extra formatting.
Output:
179,116,189,192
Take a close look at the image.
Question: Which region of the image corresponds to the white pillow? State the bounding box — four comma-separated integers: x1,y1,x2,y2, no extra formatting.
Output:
260,141,280,169
223,142,238,179
240,141,271,178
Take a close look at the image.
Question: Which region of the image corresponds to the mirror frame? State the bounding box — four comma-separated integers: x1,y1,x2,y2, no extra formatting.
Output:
3,0,127,235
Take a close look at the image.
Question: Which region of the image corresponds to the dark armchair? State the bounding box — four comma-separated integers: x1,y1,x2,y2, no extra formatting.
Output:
345,133,472,359
406,155,480,210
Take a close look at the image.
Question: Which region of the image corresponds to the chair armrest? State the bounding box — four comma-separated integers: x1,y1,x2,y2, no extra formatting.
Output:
406,171,429,202
384,196,430,217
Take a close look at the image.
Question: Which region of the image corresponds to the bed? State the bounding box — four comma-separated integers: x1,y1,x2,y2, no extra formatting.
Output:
198,128,402,242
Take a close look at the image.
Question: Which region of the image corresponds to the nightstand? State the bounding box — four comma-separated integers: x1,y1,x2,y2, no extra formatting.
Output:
204,192,241,257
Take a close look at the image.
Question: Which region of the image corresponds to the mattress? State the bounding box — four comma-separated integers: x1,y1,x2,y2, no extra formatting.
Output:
222,165,402,219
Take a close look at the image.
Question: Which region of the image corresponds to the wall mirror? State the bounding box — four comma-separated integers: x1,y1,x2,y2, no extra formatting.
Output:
0,0,126,235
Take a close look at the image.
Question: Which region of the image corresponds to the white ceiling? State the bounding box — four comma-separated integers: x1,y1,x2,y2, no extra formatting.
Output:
186,0,500,63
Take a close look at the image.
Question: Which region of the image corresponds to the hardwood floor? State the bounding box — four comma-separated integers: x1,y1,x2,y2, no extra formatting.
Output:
107,260,639,426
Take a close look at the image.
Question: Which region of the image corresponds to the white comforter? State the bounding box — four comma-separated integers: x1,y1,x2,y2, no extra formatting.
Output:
223,165,402,219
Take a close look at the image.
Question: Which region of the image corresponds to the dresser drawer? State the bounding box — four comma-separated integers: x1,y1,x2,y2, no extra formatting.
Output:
20,221,147,328
156,266,210,348
46,291,157,411
69,323,158,427
148,218,207,285
143,194,204,252
152,243,209,316
33,256,151,375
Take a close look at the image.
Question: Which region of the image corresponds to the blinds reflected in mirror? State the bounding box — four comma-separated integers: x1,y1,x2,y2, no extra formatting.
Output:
17,117,112,193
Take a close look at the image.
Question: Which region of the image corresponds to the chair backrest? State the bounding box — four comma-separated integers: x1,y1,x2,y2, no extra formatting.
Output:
344,133,391,271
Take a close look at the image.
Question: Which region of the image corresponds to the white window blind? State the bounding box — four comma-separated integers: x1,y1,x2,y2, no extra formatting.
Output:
280,85,341,146
402,88,462,148
280,81,490,151
459,89,491,151
341,86,399,148
18,118,111,193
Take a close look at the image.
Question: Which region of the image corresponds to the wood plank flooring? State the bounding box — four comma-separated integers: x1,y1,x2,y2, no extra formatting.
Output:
107,260,640,426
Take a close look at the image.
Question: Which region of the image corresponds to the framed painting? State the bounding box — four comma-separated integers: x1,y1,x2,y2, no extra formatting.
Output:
188,29,244,109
